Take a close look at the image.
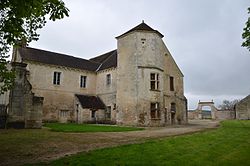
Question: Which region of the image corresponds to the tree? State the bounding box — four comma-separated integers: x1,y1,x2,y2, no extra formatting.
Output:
242,7,250,52
0,0,69,94
218,99,240,110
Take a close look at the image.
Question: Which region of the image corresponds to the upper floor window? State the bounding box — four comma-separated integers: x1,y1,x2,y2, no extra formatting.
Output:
80,75,87,88
170,76,174,91
53,72,61,85
150,73,159,90
106,74,111,85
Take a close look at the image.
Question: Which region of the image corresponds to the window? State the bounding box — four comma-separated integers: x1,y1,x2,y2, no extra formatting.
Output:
150,73,159,90
105,106,111,120
150,102,160,119
170,76,174,91
170,103,176,113
53,72,61,85
106,74,111,85
80,75,87,88
91,110,96,118
60,110,68,117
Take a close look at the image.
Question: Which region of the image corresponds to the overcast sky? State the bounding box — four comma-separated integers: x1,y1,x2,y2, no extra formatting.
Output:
30,0,250,109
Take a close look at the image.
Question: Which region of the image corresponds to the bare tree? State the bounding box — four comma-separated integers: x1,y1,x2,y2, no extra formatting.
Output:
218,99,240,110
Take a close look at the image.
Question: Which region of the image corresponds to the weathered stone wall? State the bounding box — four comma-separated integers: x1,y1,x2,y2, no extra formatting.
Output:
236,95,250,120
77,108,106,123
188,107,236,120
22,61,97,122
216,110,235,120
8,62,44,128
116,31,186,126
96,68,117,121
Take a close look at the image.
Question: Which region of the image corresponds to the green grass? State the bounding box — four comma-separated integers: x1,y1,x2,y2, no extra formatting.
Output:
44,123,144,132
37,120,250,166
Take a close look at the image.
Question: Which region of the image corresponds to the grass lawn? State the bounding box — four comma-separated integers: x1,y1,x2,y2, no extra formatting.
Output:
44,123,144,132
36,120,250,166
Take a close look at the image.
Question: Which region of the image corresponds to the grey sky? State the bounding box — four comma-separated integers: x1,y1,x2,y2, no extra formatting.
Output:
30,0,250,109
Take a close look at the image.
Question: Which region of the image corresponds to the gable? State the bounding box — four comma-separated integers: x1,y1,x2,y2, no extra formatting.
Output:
238,95,250,106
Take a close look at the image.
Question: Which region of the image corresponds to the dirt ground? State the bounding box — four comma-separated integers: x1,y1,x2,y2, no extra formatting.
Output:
0,120,220,166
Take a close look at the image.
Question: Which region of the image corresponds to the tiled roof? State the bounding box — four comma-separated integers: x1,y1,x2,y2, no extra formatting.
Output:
116,22,164,38
75,94,106,109
17,47,117,72
90,50,117,71
17,47,100,71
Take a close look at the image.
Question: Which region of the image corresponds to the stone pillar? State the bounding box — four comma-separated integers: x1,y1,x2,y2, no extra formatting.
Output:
8,62,28,128
8,62,44,128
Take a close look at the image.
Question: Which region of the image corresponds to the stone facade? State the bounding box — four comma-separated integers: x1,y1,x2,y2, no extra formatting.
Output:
10,22,187,126
235,95,250,120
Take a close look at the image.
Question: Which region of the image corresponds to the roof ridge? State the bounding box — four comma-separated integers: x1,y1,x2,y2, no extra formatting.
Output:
90,49,116,63
24,47,100,64
116,22,164,39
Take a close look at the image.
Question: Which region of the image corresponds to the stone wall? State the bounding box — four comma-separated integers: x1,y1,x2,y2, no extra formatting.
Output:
20,61,97,122
216,110,235,120
188,109,236,120
8,62,44,128
116,31,187,126
236,95,250,119
96,68,117,121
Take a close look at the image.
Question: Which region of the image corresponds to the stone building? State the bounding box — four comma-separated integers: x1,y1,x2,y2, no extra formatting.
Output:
235,95,250,120
9,22,187,126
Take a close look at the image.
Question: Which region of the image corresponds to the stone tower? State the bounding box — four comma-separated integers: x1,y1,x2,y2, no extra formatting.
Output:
116,22,187,126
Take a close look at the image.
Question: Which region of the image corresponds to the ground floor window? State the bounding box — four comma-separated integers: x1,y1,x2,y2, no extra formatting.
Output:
150,102,160,119
105,106,111,120
91,110,96,118
171,103,176,113
60,110,68,117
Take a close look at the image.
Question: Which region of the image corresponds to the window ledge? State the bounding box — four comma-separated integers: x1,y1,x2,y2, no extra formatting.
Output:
150,118,161,120
150,89,160,92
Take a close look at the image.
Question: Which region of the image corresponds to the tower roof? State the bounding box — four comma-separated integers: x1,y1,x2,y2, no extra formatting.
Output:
116,21,164,39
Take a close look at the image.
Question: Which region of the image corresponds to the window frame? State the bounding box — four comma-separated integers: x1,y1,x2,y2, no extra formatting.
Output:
106,74,111,86
170,76,174,91
170,103,176,113
150,102,160,119
80,75,87,88
59,110,68,117
150,73,159,90
53,71,61,85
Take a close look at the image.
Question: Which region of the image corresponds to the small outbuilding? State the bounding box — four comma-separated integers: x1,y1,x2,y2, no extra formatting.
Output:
235,95,250,120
